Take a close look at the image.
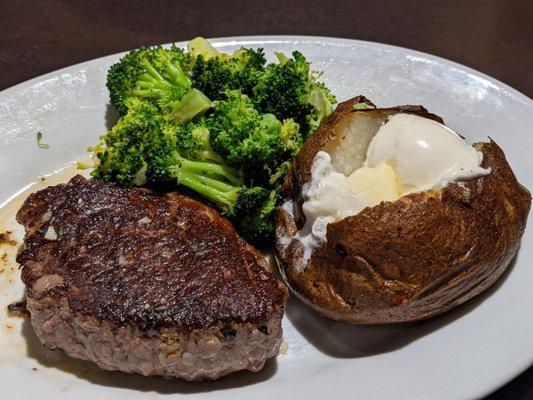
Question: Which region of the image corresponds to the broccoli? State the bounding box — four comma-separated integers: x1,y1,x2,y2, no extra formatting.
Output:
168,88,211,124
175,123,223,163
92,98,159,185
107,38,335,134
99,38,337,245
235,188,279,244
107,44,208,119
205,90,302,186
92,98,278,244
187,36,221,60
188,39,334,134
190,40,266,101
252,51,336,135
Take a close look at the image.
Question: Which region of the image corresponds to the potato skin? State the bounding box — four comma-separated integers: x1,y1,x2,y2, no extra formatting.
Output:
276,97,531,324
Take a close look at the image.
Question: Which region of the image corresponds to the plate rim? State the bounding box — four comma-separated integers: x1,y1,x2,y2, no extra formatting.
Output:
1,35,531,108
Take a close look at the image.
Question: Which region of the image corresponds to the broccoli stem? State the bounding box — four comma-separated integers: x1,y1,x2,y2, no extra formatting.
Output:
132,57,191,101
177,157,242,186
130,88,161,98
169,89,212,124
138,73,173,89
187,37,221,60
197,149,224,164
174,166,239,212
169,152,250,212
142,57,190,87
193,174,236,192
162,59,190,87
141,59,169,83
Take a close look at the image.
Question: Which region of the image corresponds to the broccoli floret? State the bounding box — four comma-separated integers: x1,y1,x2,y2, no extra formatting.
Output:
279,118,303,154
92,98,160,185
206,90,302,186
107,45,195,117
91,98,275,243
188,40,334,134
175,123,222,164
190,38,266,100
252,51,336,135
308,81,336,128
235,188,278,245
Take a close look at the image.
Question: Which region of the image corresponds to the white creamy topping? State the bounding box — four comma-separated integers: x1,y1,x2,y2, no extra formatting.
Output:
365,114,490,193
287,113,491,264
293,152,401,262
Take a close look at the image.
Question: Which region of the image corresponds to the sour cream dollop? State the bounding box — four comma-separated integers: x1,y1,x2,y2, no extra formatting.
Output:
365,113,490,193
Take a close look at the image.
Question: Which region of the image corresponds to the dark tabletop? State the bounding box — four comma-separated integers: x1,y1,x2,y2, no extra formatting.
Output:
1,0,532,398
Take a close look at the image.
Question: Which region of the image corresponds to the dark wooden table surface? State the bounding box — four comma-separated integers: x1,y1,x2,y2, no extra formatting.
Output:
1,1,532,398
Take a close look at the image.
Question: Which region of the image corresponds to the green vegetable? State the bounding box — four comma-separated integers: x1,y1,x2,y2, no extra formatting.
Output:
169,88,212,124
252,51,336,135
92,98,156,185
187,36,221,60
191,40,266,101
36,131,50,149
75,161,90,170
106,45,193,116
92,98,287,244
235,188,279,244
206,90,302,185
188,39,335,136
97,38,337,245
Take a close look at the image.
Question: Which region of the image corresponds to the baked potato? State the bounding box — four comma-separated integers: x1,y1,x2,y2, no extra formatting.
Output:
276,96,531,324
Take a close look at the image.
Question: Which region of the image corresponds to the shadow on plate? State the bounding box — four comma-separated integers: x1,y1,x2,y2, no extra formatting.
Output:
22,318,276,394
105,104,119,130
286,255,517,358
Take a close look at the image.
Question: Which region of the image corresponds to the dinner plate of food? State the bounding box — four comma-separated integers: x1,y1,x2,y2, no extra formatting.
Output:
0,35,531,400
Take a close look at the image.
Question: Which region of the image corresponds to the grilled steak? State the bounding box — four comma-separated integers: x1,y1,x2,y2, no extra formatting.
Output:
17,175,287,380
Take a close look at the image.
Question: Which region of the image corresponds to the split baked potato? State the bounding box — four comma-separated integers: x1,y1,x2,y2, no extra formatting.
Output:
275,96,531,324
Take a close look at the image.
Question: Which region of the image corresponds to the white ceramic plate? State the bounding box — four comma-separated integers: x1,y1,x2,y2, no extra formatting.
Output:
0,36,531,400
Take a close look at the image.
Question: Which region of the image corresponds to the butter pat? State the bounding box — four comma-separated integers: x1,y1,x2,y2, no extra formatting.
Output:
301,157,401,225
295,152,402,261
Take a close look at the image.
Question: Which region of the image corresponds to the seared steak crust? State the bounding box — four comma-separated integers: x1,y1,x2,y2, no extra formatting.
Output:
17,176,286,332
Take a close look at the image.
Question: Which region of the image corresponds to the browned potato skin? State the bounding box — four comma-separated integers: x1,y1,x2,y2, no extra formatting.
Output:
276,96,531,324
